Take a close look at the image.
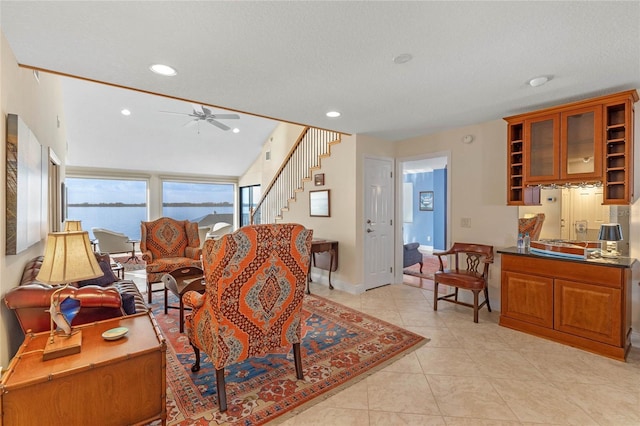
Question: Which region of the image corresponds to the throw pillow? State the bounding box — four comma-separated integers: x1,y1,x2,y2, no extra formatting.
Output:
120,292,137,315
78,261,118,287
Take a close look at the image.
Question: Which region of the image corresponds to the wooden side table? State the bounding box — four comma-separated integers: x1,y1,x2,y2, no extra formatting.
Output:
308,239,338,294
163,266,205,333
126,239,140,263
0,311,166,426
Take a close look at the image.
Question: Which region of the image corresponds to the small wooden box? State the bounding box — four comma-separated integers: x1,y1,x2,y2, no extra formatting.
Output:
0,311,166,426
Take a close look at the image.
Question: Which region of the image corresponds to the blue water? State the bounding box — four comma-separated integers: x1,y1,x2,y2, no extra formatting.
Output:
68,206,233,240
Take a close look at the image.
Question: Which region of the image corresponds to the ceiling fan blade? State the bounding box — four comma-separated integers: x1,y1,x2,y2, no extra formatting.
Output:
183,120,197,127
211,114,240,120
191,104,204,115
159,110,195,116
206,118,230,131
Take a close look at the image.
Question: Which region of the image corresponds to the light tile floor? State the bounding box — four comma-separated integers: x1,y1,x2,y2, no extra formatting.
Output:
126,270,640,426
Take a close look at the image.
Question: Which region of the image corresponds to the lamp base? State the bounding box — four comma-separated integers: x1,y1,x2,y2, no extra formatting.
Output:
43,330,82,361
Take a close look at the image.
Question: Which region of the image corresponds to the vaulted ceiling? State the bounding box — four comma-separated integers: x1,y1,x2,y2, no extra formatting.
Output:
2,1,639,176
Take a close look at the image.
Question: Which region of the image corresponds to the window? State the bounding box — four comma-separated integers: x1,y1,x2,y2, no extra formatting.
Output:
65,177,148,240
162,181,234,228
239,185,261,226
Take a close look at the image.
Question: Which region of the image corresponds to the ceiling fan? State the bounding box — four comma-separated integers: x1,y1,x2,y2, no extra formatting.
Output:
160,104,240,131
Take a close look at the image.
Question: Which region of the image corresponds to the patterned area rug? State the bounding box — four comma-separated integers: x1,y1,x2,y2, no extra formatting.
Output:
112,254,146,271
149,292,428,425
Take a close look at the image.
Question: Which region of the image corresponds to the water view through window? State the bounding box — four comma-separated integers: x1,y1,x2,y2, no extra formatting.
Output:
162,181,234,229
66,178,235,241
66,178,148,240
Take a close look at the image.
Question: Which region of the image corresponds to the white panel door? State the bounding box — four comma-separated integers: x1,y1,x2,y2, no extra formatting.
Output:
364,157,394,290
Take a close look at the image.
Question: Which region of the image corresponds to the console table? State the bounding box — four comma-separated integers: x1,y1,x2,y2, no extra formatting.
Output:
307,239,338,294
0,311,167,425
498,247,635,361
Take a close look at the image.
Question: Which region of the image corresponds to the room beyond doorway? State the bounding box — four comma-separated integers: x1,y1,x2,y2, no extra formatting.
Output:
401,154,449,253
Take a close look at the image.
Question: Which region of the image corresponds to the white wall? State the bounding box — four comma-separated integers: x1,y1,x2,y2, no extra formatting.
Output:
1,33,68,366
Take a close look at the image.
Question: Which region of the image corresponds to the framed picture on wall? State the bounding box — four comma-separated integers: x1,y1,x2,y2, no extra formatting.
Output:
309,189,330,217
419,191,434,211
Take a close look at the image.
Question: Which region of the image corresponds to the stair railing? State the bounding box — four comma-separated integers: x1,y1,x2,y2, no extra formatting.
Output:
251,127,341,224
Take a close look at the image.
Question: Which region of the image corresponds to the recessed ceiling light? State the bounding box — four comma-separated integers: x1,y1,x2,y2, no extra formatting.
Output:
393,53,413,64
149,64,177,76
232,128,240,133
121,109,131,116
528,76,549,87
326,111,341,118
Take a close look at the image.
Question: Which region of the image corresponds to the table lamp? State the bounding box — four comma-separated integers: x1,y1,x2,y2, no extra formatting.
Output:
36,231,104,360
598,223,623,258
63,220,83,232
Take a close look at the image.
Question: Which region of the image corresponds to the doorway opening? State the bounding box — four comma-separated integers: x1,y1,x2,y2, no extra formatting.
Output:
399,154,449,288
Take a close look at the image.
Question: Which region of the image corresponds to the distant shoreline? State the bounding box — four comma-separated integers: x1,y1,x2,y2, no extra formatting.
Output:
67,202,233,208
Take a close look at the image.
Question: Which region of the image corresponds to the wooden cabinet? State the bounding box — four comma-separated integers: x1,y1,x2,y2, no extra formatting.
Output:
0,312,166,426
499,249,633,361
505,90,637,205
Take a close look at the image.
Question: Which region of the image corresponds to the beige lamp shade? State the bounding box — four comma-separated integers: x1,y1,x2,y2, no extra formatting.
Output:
36,231,104,284
63,220,83,232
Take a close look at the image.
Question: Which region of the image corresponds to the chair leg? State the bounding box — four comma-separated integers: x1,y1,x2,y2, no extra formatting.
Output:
293,342,304,380
419,261,423,273
473,290,479,323
147,280,153,303
433,281,439,311
216,368,228,412
190,343,201,372
484,286,492,312
454,287,459,302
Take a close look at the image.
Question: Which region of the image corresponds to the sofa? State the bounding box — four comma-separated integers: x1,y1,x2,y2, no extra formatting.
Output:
4,253,147,334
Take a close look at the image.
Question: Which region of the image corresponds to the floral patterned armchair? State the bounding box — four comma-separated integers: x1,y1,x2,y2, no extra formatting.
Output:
183,223,313,412
141,217,202,303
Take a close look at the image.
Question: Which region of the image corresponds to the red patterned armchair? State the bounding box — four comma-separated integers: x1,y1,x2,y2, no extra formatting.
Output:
518,213,545,241
183,223,313,412
141,217,202,303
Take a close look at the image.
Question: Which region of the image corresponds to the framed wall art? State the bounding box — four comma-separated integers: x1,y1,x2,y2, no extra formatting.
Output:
309,189,330,217
419,191,434,211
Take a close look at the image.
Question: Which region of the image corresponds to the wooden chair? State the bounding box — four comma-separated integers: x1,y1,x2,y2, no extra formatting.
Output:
183,223,313,412
433,242,494,323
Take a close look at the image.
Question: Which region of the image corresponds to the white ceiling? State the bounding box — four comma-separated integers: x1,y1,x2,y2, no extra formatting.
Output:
2,1,639,177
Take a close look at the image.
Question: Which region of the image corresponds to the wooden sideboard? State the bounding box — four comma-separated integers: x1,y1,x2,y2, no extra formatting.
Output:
0,311,166,425
499,248,634,361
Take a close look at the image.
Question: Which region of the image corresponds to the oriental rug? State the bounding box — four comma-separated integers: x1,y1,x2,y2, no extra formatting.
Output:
403,254,445,284
149,292,427,425
112,254,146,271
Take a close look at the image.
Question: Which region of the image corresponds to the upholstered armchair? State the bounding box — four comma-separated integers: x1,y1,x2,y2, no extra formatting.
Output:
92,228,132,254
183,223,313,412
518,213,545,241
403,242,423,272
141,217,202,303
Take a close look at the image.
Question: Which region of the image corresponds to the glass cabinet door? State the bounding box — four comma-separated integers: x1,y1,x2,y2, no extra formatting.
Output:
524,114,559,183
561,106,602,180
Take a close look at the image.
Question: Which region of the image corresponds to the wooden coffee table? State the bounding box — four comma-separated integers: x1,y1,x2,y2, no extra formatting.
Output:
163,266,205,332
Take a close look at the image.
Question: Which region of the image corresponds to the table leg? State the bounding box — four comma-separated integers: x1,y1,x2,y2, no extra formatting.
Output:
164,286,168,315
179,296,184,333
328,249,335,290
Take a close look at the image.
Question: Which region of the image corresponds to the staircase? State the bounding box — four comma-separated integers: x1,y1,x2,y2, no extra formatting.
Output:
251,126,341,224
